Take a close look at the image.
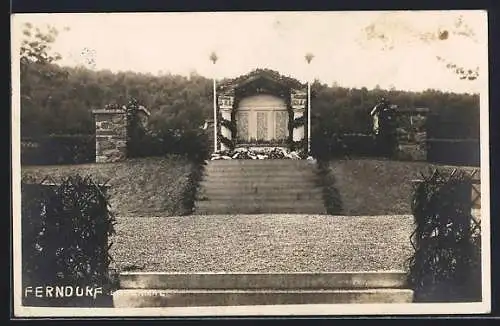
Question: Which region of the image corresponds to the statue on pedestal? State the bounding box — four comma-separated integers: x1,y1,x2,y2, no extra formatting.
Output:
370,97,398,157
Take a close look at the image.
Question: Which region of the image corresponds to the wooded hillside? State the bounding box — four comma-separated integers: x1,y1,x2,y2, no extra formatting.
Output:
20,62,480,139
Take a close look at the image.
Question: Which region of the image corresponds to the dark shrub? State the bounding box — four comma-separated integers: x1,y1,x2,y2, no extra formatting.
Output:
427,113,480,140
408,168,481,302
311,131,378,160
133,128,210,163
342,134,377,157
180,161,206,215
316,161,343,215
427,139,480,167
21,134,95,165
125,99,210,163
21,175,116,307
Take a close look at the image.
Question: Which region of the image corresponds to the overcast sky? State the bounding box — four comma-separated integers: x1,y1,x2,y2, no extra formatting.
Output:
12,11,487,94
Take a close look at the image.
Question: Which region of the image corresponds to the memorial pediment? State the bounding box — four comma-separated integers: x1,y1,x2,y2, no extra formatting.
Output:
218,69,306,93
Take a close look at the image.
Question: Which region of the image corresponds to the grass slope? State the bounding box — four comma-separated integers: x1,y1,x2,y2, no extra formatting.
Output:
110,214,414,273
327,159,480,216
21,156,194,217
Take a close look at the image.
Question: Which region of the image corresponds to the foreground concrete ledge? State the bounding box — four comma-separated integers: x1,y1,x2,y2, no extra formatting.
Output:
119,271,409,290
112,288,414,307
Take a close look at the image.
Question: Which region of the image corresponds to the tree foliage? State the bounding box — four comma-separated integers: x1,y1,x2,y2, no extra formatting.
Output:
310,80,479,140
20,23,63,65
20,63,213,137
20,62,479,141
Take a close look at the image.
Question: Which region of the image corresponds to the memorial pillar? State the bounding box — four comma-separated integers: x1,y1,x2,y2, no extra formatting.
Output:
218,92,234,151
291,89,307,145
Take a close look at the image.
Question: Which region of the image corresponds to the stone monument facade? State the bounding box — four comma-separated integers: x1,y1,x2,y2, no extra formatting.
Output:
214,69,308,153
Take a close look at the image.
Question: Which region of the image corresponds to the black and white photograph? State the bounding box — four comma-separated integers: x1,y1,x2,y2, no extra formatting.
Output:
11,10,490,317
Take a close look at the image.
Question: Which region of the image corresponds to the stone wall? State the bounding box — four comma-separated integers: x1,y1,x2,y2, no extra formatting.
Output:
93,108,127,163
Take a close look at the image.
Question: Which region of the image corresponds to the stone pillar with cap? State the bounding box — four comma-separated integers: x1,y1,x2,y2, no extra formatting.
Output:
92,105,128,163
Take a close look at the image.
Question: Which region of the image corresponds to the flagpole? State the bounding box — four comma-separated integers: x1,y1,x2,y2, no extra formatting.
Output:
213,77,217,152
210,52,218,153
305,53,314,155
307,80,311,153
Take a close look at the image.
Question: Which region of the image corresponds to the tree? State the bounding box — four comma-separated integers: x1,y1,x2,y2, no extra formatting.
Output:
20,23,65,65
20,23,71,137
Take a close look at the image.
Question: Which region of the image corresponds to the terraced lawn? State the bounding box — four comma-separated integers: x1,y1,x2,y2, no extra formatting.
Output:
21,156,195,217
326,159,480,216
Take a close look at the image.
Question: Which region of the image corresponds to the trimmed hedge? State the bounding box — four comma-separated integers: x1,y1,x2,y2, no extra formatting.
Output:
128,128,210,163
21,134,95,165
427,113,480,139
427,139,480,167
21,175,116,307
311,132,381,160
408,169,481,302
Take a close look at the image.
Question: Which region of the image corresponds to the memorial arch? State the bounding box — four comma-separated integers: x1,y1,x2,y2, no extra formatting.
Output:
216,69,308,152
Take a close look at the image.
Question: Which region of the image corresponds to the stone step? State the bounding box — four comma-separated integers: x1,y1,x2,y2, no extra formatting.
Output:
205,162,317,169
195,201,326,214
203,169,318,177
112,288,414,307
199,160,324,214
196,199,326,206
198,188,324,197
205,160,318,169
199,181,319,189
118,271,410,290
197,193,324,201
207,160,317,168
113,289,413,308
201,175,319,183
113,272,413,307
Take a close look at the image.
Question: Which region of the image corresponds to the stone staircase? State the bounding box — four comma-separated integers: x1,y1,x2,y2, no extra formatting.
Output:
112,271,414,307
195,160,326,214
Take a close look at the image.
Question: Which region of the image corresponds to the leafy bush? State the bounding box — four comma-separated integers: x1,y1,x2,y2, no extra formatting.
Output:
21,134,95,165
21,175,116,306
408,169,481,302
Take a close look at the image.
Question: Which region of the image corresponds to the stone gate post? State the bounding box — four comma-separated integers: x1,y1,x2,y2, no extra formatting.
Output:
92,105,128,163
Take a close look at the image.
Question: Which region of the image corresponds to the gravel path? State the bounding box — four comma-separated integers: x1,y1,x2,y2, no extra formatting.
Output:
110,214,414,273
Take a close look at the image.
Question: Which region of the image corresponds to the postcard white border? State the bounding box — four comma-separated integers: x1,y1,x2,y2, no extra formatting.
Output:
11,10,491,317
